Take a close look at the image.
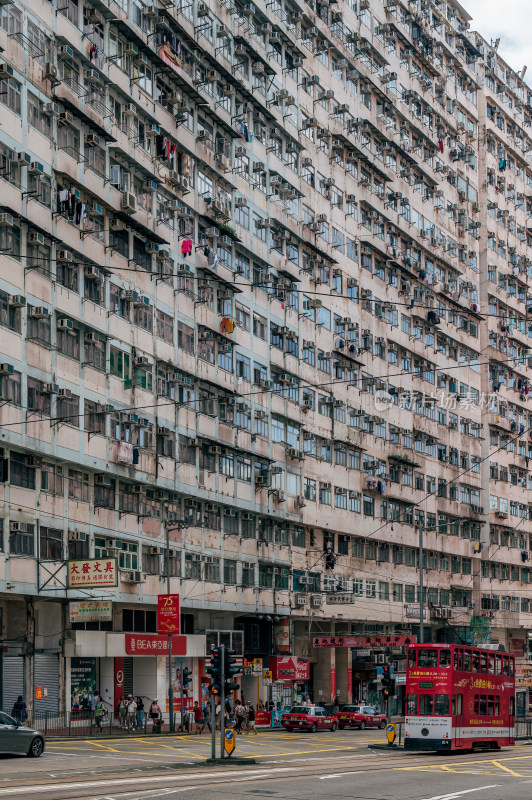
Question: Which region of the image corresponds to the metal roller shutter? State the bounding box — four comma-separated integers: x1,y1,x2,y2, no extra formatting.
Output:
1,656,24,714
34,653,60,713
123,658,133,697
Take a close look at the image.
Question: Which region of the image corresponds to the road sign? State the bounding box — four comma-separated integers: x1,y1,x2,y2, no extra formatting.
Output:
224,727,235,756
386,723,396,744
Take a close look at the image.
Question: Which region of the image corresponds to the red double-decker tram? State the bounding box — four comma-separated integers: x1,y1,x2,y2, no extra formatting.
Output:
405,643,515,751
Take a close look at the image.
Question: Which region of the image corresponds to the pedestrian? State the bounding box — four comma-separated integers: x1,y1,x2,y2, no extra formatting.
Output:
12,696,27,725
136,696,144,731
193,701,202,734
94,695,105,733
199,702,212,734
257,699,265,712
215,698,222,730
149,698,161,723
118,695,127,729
234,700,245,734
127,695,137,730
246,703,258,735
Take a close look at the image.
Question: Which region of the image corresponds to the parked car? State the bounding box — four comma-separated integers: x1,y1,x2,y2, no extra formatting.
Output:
281,705,338,732
0,711,45,757
334,705,387,730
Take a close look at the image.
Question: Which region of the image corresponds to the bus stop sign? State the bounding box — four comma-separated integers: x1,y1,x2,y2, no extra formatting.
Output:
386,723,396,744
224,728,235,757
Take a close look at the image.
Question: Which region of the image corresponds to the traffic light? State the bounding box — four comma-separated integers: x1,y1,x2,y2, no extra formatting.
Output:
182,666,192,691
224,648,240,695
381,664,392,698
206,647,222,694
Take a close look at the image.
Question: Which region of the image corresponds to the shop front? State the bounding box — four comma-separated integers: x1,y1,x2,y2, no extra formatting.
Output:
67,631,206,722
269,656,310,725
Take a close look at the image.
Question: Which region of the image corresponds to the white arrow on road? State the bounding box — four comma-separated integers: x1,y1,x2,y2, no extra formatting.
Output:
319,772,363,780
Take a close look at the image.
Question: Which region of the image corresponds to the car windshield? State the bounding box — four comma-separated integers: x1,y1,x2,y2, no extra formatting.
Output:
0,712,17,726
340,705,358,712
290,707,311,714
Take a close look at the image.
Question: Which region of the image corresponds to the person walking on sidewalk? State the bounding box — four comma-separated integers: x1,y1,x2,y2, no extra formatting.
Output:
12,696,27,725
127,695,137,730
233,700,245,734
193,701,202,734
199,702,212,734
136,697,144,731
118,696,127,729
215,698,222,730
246,703,258,735
94,695,105,733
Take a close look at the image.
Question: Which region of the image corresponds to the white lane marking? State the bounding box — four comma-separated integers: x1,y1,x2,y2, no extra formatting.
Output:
263,754,377,764
0,767,299,795
319,771,363,780
91,790,192,800
422,786,501,800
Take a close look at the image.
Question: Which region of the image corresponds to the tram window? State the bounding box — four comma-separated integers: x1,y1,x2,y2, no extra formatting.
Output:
417,649,438,668
408,649,416,668
488,655,495,675
463,650,472,671
502,656,509,676
480,654,488,674
407,693,418,714
510,697,515,716
487,697,495,716
419,695,434,715
472,652,480,673
440,650,451,668
495,655,502,675
434,694,450,715
509,658,514,677
452,694,463,715
474,695,488,715
454,649,463,671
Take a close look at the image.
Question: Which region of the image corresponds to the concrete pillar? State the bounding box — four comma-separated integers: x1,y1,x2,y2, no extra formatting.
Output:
313,647,335,703
335,647,352,705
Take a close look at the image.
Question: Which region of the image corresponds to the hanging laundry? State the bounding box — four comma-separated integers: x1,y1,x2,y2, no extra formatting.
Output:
409,298,415,310
181,239,192,256
499,159,506,171
438,138,444,153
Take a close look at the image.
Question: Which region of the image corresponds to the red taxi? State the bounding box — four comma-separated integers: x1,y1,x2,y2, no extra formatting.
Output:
334,705,387,730
281,705,338,732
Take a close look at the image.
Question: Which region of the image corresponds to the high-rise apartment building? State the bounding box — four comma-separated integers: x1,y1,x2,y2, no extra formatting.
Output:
0,0,530,718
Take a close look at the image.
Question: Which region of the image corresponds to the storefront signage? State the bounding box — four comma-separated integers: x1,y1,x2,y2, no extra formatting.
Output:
157,594,180,635
125,634,186,655
510,639,525,657
252,658,263,673
35,686,47,699
405,604,427,620
516,666,532,687
273,618,290,653
313,635,417,648
330,669,336,701
70,657,96,711
69,600,112,623
327,593,355,604
269,656,310,681
67,558,117,588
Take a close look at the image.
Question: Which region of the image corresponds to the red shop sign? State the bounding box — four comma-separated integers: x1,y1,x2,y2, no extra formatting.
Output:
125,634,187,655
269,657,309,681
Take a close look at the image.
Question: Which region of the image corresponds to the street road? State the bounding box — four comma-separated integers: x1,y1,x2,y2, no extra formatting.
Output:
2,729,532,800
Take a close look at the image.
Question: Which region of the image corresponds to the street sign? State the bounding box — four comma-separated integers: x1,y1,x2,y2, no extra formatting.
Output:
386,723,396,744
263,670,272,680
224,728,235,757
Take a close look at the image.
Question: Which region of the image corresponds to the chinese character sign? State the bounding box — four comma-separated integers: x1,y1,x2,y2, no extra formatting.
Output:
158,594,180,635
67,559,117,588
69,601,112,623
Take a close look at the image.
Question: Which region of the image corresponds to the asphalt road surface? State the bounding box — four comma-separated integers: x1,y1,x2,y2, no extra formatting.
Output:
2,729,532,800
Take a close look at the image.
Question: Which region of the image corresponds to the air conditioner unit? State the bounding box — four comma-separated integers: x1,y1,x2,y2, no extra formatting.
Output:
121,192,137,213
311,595,323,608
0,213,13,227
28,232,45,245
57,388,72,399
295,594,307,606
84,68,100,84
57,318,74,330
57,249,73,263
121,570,143,584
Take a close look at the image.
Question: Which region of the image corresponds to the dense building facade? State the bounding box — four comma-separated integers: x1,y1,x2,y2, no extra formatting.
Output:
0,0,531,717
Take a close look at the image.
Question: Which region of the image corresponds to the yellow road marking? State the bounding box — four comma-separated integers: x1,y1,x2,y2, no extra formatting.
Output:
490,760,524,777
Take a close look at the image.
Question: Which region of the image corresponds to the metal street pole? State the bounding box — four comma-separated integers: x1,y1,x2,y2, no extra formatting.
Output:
180,660,184,732
211,687,216,760
166,522,174,733
219,643,225,759
418,526,424,645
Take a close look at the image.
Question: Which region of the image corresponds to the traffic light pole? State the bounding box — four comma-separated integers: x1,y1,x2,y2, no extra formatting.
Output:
419,525,425,644
211,687,216,760
180,659,184,732
219,643,225,759
166,522,174,733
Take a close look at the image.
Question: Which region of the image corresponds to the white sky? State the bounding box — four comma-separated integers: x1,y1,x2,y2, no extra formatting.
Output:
465,0,531,83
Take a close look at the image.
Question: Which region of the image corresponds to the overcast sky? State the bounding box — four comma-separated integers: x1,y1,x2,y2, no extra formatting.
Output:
465,0,531,82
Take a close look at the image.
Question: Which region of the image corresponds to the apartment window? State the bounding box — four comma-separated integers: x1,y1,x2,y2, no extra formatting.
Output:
0,291,21,333
39,526,63,559
94,478,115,509
204,557,220,582
0,76,21,115
69,469,89,502
57,392,80,427
41,463,63,495
27,306,52,347
122,608,156,633
156,310,173,343
9,523,34,556
0,369,21,405
10,452,35,489
57,326,80,360
223,559,237,585
85,400,105,435
242,563,255,586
